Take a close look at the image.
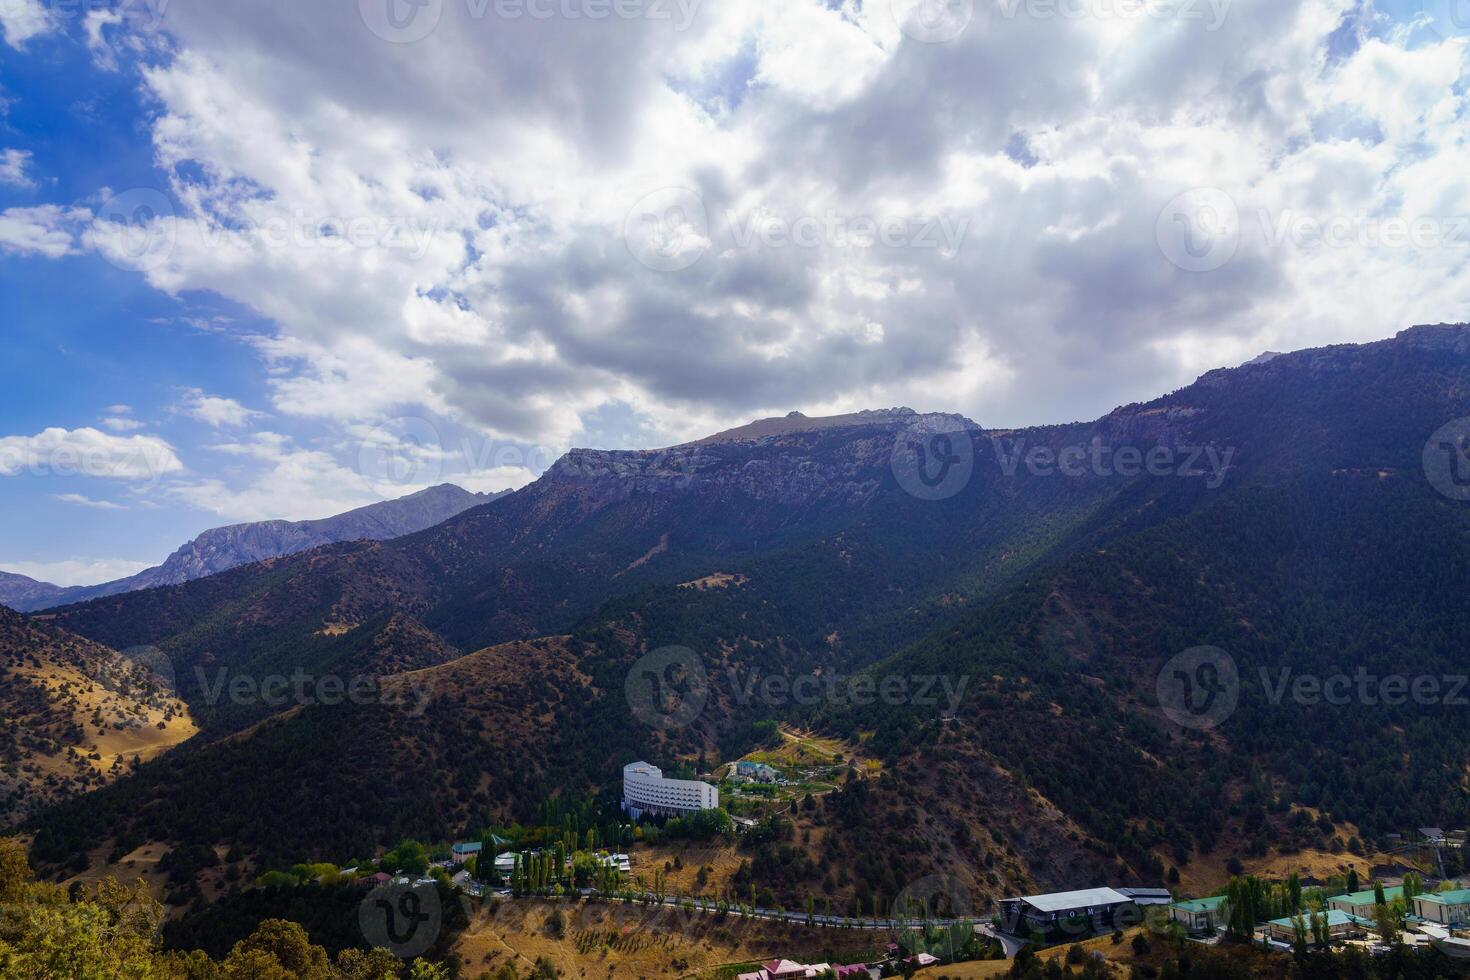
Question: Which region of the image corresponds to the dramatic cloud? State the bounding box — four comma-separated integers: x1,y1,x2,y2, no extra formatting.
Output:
19,0,1470,445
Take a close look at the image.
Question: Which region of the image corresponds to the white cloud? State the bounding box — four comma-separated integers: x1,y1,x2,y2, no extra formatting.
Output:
180,388,264,428
101,416,145,432
0,149,35,188
0,0,55,49
0,427,184,482
53,493,127,511
166,431,388,522
0,205,86,258
48,0,1470,448
0,557,154,588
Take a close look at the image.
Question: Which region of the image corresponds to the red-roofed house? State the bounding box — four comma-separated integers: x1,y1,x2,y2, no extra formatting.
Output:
736,959,836,980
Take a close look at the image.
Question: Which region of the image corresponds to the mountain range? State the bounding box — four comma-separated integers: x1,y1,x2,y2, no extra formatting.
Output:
12,323,1470,918
0,484,505,612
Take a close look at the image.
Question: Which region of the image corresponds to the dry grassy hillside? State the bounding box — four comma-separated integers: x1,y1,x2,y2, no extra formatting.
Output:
454,898,888,979
0,605,195,826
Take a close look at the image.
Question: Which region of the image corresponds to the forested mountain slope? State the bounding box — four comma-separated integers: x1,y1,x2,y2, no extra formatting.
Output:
24,324,1470,911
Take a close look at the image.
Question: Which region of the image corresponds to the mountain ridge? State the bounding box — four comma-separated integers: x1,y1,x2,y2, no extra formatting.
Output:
0,484,506,612
24,322,1470,909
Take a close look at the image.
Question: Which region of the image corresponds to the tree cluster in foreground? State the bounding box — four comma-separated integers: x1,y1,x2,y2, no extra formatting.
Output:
0,836,491,979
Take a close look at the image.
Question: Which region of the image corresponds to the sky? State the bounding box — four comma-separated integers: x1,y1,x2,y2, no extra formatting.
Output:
0,0,1467,585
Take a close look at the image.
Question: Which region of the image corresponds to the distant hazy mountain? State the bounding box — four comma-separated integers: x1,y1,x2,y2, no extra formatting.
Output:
0,572,71,613
0,484,506,612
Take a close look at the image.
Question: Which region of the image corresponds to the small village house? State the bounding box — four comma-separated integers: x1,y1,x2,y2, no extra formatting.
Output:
1414,889,1470,927
1265,909,1371,944
1169,895,1229,934
1328,885,1405,918
734,760,780,782
451,841,483,865
736,958,829,980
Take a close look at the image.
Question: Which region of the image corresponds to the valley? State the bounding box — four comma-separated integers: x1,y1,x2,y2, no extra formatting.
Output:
6,326,1470,977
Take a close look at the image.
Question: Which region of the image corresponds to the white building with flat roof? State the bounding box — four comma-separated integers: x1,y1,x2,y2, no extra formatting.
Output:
622,761,719,819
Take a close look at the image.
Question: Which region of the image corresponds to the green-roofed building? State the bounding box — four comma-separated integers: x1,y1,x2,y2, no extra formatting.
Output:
1328,885,1405,918
1169,895,1229,934
1265,909,1373,944
1414,889,1470,926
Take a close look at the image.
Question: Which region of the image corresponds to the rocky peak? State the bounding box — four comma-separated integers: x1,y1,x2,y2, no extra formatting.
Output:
539,408,978,509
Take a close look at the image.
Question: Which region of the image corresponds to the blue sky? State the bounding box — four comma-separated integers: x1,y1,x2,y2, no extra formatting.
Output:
1,0,1467,585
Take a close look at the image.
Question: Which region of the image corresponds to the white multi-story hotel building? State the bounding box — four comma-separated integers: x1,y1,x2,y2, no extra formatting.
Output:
622,761,719,819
